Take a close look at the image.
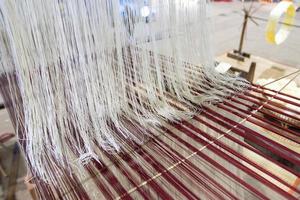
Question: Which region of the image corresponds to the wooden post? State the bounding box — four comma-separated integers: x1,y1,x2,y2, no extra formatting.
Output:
228,9,252,61
238,10,249,54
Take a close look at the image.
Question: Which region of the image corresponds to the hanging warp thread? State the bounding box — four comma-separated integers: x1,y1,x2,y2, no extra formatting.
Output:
0,0,248,184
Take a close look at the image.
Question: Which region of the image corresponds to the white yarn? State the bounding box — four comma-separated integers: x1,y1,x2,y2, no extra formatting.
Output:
0,0,248,184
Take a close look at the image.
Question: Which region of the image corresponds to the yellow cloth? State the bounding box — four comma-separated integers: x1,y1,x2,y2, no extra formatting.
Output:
266,1,296,45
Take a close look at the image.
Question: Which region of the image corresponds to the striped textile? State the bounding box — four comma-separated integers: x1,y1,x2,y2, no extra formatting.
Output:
0,65,300,200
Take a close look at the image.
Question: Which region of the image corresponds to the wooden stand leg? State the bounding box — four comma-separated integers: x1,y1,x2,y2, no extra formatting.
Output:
0,164,6,177
24,175,37,200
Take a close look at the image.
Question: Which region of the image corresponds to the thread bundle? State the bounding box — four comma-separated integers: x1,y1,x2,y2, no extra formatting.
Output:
0,0,247,183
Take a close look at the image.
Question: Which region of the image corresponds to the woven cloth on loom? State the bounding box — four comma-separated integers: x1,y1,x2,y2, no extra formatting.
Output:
1,57,300,200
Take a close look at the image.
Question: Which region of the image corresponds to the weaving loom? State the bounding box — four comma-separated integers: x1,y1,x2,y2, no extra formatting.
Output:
0,0,300,199
1,54,300,199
